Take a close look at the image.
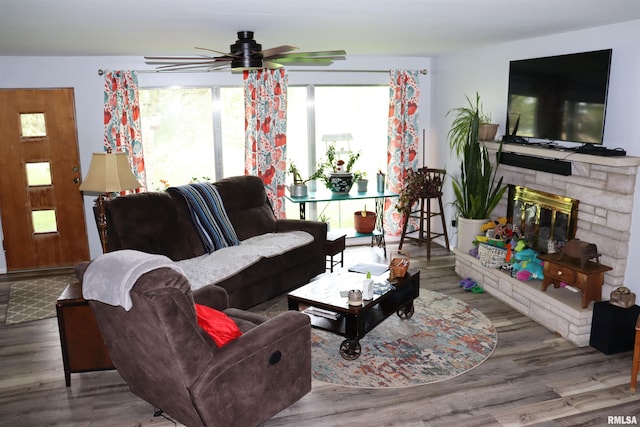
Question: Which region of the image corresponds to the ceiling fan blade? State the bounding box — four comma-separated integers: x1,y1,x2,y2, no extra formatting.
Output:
144,56,218,62
153,58,233,70
263,61,284,69
194,46,236,57
260,45,298,58
269,57,338,66
272,50,347,59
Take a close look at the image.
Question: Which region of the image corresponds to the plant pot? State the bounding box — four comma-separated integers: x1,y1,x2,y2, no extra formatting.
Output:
478,123,499,141
356,179,368,192
289,183,308,197
329,172,354,193
354,211,376,234
457,217,488,255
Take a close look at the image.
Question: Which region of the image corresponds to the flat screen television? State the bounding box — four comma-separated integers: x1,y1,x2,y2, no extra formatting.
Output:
506,49,612,146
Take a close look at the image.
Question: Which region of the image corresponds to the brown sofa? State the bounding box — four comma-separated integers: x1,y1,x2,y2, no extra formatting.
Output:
102,175,326,309
87,266,312,427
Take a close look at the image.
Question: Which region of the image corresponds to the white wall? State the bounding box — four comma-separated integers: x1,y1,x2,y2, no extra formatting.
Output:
0,55,430,269
430,20,640,294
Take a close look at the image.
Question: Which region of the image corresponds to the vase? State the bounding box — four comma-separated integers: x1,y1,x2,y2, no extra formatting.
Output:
328,172,354,193
456,217,488,255
354,211,376,233
356,179,368,192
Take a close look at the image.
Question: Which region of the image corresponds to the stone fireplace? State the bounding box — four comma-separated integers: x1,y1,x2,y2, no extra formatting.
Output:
455,142,640,346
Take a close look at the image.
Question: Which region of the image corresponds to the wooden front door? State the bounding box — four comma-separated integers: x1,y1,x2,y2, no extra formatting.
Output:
0,88,89,271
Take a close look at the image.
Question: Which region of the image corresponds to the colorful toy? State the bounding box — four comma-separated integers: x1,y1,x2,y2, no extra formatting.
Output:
512,248,544,281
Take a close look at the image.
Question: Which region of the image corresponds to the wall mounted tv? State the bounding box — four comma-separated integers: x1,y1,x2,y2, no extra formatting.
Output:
506,49,612,146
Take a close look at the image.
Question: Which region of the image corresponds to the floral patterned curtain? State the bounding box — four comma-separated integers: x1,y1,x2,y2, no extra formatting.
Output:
103,70,146,191
383,70,420,236
243,69,288,218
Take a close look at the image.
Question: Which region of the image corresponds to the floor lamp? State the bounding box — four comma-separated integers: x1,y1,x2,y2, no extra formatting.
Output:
79,150,141,253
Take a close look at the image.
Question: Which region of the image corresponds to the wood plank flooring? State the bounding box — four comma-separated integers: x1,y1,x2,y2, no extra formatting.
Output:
0,243,638,426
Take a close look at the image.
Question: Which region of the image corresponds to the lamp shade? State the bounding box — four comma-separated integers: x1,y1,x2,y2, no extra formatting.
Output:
79,152,141,193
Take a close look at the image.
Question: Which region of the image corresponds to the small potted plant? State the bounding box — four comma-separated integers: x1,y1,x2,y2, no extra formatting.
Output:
447,92,498,155
288,161,310,197
354,171,368,192
354,204,376,234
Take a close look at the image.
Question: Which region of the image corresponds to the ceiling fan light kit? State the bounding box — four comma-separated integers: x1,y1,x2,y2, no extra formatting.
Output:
144,30,346,72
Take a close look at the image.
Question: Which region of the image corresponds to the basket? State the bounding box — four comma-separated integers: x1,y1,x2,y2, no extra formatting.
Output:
478,243,507,268
389,251,410,278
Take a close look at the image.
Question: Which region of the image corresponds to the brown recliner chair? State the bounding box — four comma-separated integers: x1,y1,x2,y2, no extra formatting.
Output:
86,267,312,427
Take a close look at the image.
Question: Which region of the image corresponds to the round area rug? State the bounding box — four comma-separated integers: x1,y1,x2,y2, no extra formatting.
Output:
310,289,497,388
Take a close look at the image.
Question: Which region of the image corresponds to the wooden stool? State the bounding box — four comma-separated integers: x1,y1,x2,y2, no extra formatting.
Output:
326,231,346,272
631,314,640,392
399,168,450,260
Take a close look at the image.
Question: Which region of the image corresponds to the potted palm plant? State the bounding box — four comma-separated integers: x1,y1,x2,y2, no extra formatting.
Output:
450,93,507,254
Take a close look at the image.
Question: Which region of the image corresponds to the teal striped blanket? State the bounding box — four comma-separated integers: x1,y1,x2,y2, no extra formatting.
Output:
168,183,240,253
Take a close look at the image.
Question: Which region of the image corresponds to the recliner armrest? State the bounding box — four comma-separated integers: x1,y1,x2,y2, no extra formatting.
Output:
189,311,311,426
192,284,230,310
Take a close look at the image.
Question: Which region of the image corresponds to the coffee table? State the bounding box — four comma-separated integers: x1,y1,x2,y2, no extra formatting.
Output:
287,268,420,360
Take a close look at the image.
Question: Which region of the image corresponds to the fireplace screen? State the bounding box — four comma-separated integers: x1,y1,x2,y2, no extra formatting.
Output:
507,185,579,254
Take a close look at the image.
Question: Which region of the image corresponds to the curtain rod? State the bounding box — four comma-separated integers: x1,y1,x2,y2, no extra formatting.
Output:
98,68,428,76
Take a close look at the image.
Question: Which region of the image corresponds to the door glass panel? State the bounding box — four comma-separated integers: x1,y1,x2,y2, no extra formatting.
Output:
32,210,57,233
26,162,52,186
20,113,47,137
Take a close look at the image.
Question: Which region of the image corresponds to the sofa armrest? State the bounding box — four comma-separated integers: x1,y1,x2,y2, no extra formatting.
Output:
192,284,230,310
189,311,311,426
276,219,327,247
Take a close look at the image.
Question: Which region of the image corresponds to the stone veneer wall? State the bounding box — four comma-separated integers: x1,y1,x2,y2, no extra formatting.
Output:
485,142,640,297
454,143,640,346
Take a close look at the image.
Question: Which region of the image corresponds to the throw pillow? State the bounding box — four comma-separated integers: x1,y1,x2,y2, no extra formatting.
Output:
195,303,242,347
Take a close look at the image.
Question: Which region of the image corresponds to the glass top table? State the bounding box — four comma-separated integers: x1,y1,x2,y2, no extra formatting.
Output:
285,189,398,255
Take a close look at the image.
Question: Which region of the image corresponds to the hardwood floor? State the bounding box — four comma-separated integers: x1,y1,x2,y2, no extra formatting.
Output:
0,243,638,426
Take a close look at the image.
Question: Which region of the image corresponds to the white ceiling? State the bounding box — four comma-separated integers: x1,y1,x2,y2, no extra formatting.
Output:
2,0,639,58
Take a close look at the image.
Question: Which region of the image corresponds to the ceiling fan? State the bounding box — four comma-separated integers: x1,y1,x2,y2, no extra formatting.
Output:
145,31,346,72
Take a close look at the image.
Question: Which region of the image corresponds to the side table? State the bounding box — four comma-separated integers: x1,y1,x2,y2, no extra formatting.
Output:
326,231,346,272
538,253,612,309
56,282,114,386
590,302,640,354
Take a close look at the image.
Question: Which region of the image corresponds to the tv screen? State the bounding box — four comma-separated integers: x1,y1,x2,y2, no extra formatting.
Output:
506,49,612,145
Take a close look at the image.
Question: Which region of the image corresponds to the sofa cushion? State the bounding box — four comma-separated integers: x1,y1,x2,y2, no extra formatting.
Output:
213,176,277,240
104,192,205,260
195,303,243,347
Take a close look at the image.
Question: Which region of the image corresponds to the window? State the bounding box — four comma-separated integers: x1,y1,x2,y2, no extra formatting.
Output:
140,84,389,231
285,86,389,229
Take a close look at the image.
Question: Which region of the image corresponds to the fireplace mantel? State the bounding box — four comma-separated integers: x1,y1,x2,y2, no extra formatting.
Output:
484,141,640,168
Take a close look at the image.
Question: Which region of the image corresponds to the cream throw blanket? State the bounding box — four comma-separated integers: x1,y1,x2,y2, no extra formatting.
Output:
83,249,186,311
177,231,313,291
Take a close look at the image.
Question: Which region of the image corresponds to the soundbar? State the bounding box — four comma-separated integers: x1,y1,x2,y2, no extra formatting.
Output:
499,152,571,176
